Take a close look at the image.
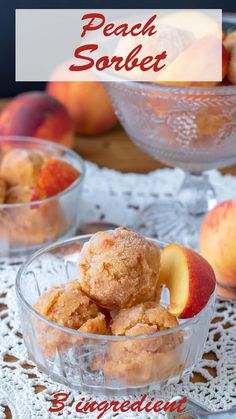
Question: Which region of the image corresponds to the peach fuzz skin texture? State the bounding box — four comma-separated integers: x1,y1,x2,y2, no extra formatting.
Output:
0,92,74,148
160,244,216,319
200,200,236,290
47,81,117,136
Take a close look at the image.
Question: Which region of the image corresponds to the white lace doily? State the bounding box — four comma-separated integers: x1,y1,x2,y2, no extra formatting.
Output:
0,162,236,418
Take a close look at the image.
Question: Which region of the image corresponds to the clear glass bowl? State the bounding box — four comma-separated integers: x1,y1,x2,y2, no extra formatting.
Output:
16,235,216,395
106,81,236,172
104,14,236,248
0,137,85,257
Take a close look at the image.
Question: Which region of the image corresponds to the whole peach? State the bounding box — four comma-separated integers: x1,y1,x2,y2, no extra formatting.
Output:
200,200,236,298
0,92,74,148
47,81,117,135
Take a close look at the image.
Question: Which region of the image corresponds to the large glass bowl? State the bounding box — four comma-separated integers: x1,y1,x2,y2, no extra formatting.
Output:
16,235,216,395
104,14,236,248
0,137,85,257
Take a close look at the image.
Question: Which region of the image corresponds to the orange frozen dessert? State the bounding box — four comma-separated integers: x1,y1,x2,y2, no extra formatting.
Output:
0,148,81,249
0,148,47,187
5,185,33,204
34,280,109,356
34,280,108,332
32,228,215,387
111,301,179,338
103,302,184,385
77,227,161,309
0,201,64,247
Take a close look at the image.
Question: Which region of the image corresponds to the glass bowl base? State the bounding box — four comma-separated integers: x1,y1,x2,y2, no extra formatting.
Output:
34,358,183,396
135,199,205,249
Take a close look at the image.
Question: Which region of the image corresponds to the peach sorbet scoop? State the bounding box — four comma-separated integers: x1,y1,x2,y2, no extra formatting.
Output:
77,227,161,309
0,148,46,187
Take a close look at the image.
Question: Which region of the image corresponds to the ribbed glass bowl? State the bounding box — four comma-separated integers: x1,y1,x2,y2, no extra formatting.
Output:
105,81,236,173
0,137,85,257
16,235,216,395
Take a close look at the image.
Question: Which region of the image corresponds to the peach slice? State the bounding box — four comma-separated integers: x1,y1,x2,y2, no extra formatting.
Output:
159,243,216,319
31,157,81,200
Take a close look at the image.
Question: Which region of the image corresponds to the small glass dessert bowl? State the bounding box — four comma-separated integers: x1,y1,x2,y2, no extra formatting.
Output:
16,234,216,396
0,136,85,257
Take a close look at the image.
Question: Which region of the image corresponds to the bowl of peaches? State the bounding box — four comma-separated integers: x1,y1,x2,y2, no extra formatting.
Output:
0,137,84,256
16,227,216,395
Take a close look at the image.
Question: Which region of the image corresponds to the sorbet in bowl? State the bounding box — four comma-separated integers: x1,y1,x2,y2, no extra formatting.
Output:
16,227,216,395
0,136,85,256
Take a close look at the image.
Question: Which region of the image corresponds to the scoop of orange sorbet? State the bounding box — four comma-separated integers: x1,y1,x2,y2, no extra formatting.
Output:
77,227,161,309
0,148,47,187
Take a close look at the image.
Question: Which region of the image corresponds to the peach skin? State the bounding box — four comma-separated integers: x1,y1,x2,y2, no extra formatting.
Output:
31,157,81,200
0,92,74,148
47,81,117,135
222,44,230,80
200,200,236,299
159,243,216,318
227,44,236,85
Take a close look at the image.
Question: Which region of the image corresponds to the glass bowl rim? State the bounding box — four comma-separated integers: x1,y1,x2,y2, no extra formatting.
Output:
16,234,216,342
106,79,236,96
0,136,85,208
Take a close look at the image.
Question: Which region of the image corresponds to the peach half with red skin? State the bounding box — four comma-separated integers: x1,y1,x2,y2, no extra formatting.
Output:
159,243,216,319
0,91,74,148
200,200,236,298
31,157,81,201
